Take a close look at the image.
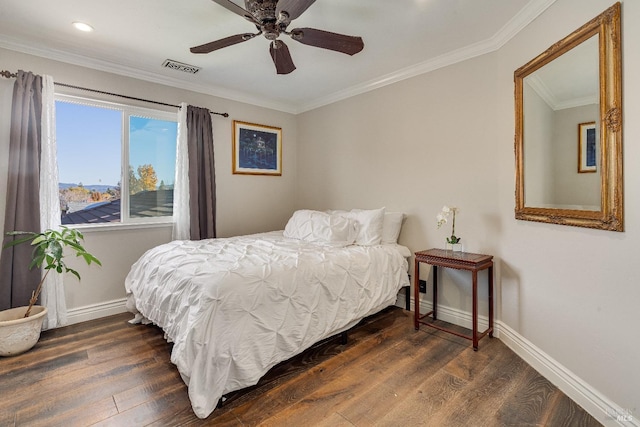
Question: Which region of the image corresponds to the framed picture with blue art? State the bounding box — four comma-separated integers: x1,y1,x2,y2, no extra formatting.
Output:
232,120,282,176
578,121,597,173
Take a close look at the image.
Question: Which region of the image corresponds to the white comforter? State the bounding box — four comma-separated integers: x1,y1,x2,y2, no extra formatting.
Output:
125,231,410,418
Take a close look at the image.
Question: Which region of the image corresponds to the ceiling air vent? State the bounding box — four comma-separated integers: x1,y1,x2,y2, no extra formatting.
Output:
162,59,200,74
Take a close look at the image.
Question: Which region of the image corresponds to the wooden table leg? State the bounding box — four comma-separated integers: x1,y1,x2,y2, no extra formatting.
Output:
472,270,478,351
488,264,494,338
433,265,438,320
414,259,420,330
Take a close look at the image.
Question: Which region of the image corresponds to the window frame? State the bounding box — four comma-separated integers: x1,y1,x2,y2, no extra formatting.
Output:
55,94,178,229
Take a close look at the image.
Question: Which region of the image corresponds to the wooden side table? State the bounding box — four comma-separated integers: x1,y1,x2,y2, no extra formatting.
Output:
414,248,494,350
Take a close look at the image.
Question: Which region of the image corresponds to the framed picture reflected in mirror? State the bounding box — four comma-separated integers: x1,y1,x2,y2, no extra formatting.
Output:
578,121,597,173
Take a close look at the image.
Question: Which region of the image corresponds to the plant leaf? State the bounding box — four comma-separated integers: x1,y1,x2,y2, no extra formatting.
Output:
4,226,101,286
49,241,63,259
2,233,37,249
30,235,46,245
67,268,81,281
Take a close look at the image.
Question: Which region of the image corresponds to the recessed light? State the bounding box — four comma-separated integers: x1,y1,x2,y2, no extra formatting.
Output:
72,22,94,32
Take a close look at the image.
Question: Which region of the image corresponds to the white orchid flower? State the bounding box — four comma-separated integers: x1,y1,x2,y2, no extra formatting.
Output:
437,205,461,244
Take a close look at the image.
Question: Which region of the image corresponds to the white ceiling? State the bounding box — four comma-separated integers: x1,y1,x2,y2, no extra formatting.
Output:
0,0,556,114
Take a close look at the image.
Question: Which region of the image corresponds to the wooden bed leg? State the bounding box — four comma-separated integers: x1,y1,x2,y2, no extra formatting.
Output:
340,331,348,345
405,285,411,311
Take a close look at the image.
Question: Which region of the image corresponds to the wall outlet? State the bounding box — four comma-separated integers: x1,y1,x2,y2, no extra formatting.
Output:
419,279,427,293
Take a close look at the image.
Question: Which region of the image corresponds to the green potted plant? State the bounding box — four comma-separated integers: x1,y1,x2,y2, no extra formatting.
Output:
0,227,101,356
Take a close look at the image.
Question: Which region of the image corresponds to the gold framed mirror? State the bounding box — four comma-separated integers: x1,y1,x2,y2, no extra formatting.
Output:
514,2,622,231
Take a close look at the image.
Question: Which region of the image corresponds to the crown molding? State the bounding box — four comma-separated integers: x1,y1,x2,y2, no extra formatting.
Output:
491,0,558,50
1,0,556,116
296,0,558,113
296,36,498,113
526,73,558,108
526,74,597,111
0,37,298,114
554,95,598,110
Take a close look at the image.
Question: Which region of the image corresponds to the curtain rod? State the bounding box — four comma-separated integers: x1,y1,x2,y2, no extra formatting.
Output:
0,69,229,118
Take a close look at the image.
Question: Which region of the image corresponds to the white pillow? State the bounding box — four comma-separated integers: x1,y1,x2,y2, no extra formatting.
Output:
382,212,405,244
284,210,358,246
348,207,386,246
327,209,403,244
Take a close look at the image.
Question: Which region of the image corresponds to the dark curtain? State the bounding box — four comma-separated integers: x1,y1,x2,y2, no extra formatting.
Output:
186,105,216,240
0,71,43,310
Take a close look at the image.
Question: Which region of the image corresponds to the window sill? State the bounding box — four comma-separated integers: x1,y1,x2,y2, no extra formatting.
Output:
64,221,173,233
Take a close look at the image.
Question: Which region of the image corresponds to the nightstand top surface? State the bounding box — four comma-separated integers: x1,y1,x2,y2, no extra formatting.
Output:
415,248,493,267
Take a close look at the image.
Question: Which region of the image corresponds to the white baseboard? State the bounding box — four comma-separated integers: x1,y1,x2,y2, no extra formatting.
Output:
396,293,636,427
66,298,128,325
498,321,637,427
395,291,490,331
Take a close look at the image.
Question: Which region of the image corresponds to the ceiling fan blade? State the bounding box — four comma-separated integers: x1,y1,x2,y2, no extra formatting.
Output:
190,33,258,54
211,0,259,24
276,0,317,21
290,28,364,55
269,40,296,75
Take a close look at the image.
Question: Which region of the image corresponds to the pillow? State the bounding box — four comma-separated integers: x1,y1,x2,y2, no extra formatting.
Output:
284,210,358,246
381,212,405,244
327,209,403,244
348,207,386,246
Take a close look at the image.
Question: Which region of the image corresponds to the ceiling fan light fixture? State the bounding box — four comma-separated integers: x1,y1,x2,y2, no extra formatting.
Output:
72,21,94,32
277,11,291,27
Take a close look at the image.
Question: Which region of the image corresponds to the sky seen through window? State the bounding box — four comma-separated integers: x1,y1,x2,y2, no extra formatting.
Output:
56,101,177,188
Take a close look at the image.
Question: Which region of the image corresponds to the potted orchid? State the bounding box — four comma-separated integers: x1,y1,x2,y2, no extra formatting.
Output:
437,205,461,249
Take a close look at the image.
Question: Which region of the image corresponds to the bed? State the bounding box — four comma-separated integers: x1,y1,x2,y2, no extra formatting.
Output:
125,208,410,418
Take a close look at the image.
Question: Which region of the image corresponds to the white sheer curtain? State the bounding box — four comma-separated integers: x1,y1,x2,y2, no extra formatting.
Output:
172,102,190,240
39,75,66,330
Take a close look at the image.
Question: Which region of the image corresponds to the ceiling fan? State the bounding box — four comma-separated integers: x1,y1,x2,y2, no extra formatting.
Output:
190,0,364,74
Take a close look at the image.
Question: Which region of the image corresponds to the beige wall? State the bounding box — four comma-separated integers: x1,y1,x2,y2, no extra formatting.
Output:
523,81,555,207
297,51,501,256
1,0,638,421
0,47,298,317
298,0,639,421
552,104,600,207
496,0,639,417
523,88,600,209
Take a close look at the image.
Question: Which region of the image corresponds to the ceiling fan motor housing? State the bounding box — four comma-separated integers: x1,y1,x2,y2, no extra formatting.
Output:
244,0,291,40
245,0,278,24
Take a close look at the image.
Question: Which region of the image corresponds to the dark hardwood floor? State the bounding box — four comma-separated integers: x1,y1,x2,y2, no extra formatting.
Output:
0,307,601,426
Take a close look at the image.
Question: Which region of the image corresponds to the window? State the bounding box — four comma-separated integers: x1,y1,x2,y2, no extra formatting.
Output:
56,95,178,226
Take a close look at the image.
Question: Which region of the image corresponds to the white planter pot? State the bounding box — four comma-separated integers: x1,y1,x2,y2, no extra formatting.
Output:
0,306,48,356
